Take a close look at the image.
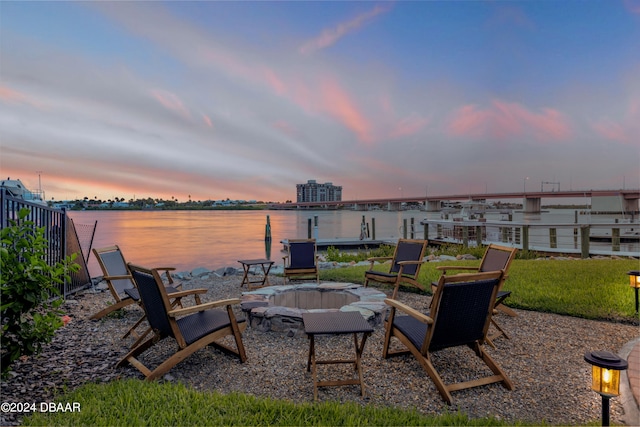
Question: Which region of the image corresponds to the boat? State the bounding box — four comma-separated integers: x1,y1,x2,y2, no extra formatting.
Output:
0,178,47,206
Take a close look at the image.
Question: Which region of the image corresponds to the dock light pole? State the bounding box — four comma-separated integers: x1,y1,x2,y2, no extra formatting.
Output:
584,350,628,426
627,270,640,314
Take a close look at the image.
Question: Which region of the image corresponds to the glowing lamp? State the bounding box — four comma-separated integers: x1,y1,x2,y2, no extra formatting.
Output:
584,350,628,426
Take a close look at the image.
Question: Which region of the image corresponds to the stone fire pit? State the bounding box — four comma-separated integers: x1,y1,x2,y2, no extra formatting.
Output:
240,283,388,334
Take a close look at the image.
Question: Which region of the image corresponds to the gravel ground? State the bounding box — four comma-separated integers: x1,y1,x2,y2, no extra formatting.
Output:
1,272,638,426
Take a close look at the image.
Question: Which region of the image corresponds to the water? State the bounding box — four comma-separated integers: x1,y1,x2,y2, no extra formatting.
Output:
68,209,638,278
68,210,421,277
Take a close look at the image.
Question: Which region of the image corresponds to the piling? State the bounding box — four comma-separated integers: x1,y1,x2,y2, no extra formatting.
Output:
371,217,376,240
265,215,272,242
403,219,408,239
550,228,557,248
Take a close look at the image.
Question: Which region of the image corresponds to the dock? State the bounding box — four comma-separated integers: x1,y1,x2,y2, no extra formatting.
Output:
281,238,396,252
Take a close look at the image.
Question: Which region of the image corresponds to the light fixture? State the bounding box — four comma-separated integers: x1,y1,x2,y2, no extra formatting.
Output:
628,270,640,314
584,350,628,426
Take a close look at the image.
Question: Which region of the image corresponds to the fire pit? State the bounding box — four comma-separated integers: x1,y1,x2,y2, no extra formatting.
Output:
240,283,388,335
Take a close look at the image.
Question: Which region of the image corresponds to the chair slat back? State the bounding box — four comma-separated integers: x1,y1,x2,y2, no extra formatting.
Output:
129,265,174,338
288,240,316,269
480,247,513,272
94,246,134,295
428,272,501,352
390,239,426,276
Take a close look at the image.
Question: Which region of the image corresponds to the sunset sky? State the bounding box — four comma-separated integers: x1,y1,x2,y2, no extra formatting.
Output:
1,1,639,203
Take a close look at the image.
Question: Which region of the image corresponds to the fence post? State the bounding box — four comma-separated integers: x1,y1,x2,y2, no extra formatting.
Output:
612,228,620,252
580,225,590,258
521,225,529,252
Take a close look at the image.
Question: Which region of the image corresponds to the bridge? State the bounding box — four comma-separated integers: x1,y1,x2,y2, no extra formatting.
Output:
271,189,640,214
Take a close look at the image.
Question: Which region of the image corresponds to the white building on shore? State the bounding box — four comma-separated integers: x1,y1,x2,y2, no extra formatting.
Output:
296,180,342,203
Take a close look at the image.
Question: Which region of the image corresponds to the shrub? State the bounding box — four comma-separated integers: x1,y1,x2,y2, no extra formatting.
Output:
1,208,80,376
325,244,395,263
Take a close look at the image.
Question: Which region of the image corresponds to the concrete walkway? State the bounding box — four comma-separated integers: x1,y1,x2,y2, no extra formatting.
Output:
621,337,640,426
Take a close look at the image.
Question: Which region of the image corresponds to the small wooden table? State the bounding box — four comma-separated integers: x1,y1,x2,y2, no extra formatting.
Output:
237,259,274,290
302,311,374,400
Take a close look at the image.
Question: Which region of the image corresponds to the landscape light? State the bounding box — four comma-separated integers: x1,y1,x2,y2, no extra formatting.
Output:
584,350,628,426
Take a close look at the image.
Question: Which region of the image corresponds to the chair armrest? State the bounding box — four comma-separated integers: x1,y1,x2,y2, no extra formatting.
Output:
367,256,392,263
397,260,425,266
155,267,176,272
435,265,476,272
103,274,133,281
384,298,433,325
168,298,241,317
167,288,208,299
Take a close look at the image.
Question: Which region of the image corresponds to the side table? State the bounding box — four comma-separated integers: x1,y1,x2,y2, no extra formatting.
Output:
237,259,274,290
302,311,374,400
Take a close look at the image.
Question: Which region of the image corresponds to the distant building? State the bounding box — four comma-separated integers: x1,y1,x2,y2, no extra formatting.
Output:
296,180,342,203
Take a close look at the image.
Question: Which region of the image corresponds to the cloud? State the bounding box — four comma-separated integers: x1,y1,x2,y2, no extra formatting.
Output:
0,85,43,108
447,100,572,142
299,3,393,55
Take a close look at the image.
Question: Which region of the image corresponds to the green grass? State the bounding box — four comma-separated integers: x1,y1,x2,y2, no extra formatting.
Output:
23,380,519,426
321,258,640,322
22,257,638,426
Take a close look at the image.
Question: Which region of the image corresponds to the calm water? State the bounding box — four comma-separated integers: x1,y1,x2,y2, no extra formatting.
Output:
69,210,422,277
68,209,638,277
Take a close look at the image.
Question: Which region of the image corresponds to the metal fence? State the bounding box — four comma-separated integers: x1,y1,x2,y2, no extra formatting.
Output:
1,189,92,297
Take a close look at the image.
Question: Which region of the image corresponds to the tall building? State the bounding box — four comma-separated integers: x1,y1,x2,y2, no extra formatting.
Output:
296,180,342,202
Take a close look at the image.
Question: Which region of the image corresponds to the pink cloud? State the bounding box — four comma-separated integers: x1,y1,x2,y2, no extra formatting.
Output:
150,89,191,119
299,3,393,55
0,85,42,108
320,78,373,144
388,113,430,139
447,100,571,142
592,120,630,143
623,0,640,14
272,120,297,137
592,95,640,144
202,113,213,128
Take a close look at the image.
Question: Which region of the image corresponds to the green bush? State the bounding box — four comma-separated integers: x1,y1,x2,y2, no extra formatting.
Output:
1,208,80,376
325,244,395,263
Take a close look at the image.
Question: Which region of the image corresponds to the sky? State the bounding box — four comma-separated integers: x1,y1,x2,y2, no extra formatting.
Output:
1,1,639,203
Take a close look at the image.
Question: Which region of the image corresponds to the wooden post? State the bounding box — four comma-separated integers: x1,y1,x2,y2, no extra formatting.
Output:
573,228,578,249
403,219,407,239
476,225,482,246
612,228,620,252
549,228,557,248
424,222,429,240
371,217,376,240
265,215,272,242
521,225,529,252
580,225,590,259
307,218,312,239
410,218,415,239
462,226,469,247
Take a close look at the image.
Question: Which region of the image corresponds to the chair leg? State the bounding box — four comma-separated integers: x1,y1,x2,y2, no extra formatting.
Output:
90,298,135,320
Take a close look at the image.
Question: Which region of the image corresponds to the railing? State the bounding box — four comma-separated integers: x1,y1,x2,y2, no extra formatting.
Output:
1,189,92,297
421,218,640,258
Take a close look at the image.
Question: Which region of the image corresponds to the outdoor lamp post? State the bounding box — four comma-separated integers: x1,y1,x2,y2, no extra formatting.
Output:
627,270,640,314
584,350,628,426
